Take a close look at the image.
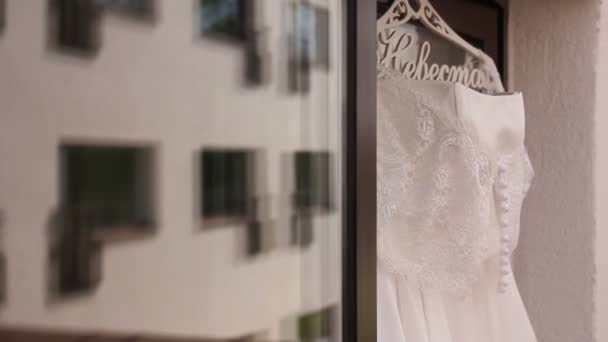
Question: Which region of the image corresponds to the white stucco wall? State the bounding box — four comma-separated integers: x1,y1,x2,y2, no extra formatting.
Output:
510,0,600,341
0,0,344,339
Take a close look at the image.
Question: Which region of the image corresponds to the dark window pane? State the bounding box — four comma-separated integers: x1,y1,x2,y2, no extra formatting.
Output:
1,0,346,338
199,0,251,40
201,149,254,219
52,209,102,296
60,144,155,230
0,0,5,33
52,0,100,53
100,0,155,20
294,151,332,211
298,306,337,340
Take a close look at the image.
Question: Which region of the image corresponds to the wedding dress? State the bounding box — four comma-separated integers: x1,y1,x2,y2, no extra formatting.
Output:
377,67,538,342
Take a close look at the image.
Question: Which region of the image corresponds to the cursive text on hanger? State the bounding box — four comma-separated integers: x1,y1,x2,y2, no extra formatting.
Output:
378,30,488,90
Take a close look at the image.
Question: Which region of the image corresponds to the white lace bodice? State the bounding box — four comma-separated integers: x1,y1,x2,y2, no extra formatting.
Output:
377,69,534,296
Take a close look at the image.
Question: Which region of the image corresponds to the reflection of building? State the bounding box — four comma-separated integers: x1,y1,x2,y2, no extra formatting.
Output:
0,0,343,341
0,0,5,33
199,0,248,39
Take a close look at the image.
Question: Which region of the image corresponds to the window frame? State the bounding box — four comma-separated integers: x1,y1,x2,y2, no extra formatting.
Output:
58,140,158,243
293,150,335,214
199,148,257,228
0,0,5,34
198,0,252,42
342,0,377,341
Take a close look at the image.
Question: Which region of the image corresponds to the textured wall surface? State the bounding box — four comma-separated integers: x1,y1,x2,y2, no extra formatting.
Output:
595,2,608,342
510,0,600,341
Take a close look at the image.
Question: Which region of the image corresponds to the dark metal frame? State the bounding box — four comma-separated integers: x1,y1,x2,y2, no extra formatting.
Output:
343,0,377,341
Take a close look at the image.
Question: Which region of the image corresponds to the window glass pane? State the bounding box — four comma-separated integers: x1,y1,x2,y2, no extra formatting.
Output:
0,0,5,34
51,0,101,53
0,0,346,340
61,144,155,229
201,149,253,219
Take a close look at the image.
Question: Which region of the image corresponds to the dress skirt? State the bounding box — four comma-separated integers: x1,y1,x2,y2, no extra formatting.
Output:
377,262,538,342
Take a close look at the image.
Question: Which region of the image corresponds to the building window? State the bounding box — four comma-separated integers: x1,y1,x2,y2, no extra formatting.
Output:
0,0,5,34
294,151,333,213
99,0,156,21
199,0,253,41
288,3,331,93
291,152,333,248
49,209,102,298
49,0,101,54
292,3,330,69
200,149,256,226
298,306,337,341
59,143,156,241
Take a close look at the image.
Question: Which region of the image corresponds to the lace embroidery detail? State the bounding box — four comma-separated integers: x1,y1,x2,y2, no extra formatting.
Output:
377,71,494,296
377,67,535,295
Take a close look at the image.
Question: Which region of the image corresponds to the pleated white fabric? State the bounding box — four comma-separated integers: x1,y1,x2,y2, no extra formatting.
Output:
378,261,537,342
377,72,537,342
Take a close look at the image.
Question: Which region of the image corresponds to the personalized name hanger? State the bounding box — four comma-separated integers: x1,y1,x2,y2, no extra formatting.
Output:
377,0,504,93
377,30,488,90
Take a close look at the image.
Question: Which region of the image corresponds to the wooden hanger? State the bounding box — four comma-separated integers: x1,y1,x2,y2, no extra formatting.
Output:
377,0,505,93
377,0,482,58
